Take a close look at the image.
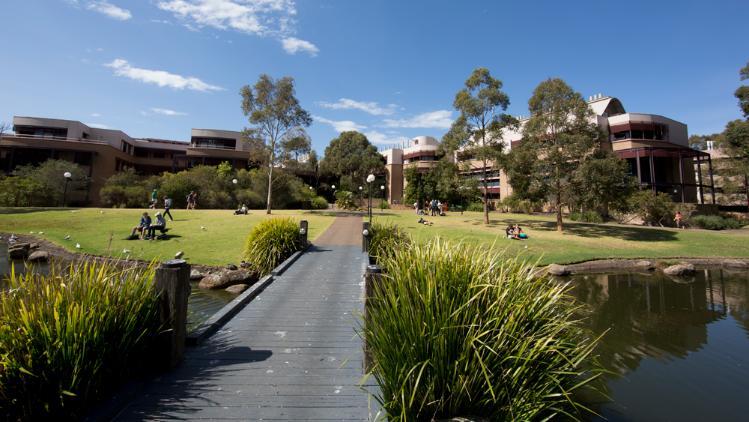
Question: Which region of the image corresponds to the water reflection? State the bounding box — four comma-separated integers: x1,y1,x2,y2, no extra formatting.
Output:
567,268,749,421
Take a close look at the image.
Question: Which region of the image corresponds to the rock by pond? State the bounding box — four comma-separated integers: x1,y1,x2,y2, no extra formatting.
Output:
225,283,249,294
198,269,254,289
663,262,696,276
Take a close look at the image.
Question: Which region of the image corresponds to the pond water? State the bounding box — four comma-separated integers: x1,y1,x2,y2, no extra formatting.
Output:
0,242,233,331
565,268,749,421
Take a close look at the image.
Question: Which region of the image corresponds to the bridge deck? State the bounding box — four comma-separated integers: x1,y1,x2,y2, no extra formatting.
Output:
114,216,379,421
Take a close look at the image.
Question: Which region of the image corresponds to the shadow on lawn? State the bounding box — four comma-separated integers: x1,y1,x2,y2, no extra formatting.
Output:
475,218,678,242
0,207,81,215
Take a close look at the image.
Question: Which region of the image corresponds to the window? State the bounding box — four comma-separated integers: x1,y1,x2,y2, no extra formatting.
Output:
152,151,165,159
613,131,630,140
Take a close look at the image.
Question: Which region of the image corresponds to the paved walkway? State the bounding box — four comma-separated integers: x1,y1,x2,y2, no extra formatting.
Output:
114,216,379,421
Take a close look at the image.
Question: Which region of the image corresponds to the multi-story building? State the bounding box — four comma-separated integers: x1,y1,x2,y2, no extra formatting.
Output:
0,116,253,205
381,136,441,205
381,95,716,206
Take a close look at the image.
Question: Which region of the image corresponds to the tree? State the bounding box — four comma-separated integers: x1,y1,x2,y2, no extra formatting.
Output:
12,159,89,206
0,121,9,137
522,78,603,231
721,119,749,208
447,68,516,224
320,131,384,190
569,150,637,218
240,74,312,214
735,61,749,118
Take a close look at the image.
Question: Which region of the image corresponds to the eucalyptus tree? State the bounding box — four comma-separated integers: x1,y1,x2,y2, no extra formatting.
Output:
522,78,603,232
320,131,384,190
735,61,749,118
240,75,312,214
447,68,516,224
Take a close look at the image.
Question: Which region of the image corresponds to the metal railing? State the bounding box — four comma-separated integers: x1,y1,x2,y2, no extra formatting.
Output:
0,133,109,145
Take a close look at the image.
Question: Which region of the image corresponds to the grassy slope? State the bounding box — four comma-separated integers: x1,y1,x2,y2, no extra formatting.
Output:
373,210,749,265
0,208,335,266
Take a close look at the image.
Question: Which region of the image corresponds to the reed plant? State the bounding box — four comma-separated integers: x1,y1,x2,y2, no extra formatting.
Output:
368,221,410,262
363,239,603,420
243,217,304,275
0,260,160,420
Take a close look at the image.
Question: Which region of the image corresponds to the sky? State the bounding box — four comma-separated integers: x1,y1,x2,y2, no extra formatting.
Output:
1,0,747,154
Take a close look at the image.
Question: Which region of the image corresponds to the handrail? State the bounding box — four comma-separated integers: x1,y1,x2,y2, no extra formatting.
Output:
0,133,109,145
189,144,244,151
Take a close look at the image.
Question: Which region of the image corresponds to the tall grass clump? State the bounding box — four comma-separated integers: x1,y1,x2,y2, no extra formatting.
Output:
363,239,603,420
0,261,160,420
368,221,410,262
243,217,304,275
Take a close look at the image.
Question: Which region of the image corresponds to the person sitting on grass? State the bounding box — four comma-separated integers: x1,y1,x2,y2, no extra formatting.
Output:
505,224,515,239
512,224,529,240
417,217,434,226
146,212,167,240
234,204,248,215
131,212,151,239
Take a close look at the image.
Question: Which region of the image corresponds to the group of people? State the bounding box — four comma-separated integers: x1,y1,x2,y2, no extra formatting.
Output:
414,199,446,216
131,211,168,240
234,204,248,215
506,224,528,240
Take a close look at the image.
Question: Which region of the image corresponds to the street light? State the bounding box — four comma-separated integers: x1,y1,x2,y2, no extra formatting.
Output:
366,174,375,223
232,178,238,185
62,171,72,207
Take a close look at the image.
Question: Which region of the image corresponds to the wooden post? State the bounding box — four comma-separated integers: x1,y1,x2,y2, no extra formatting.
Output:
299,220,308,246
364,264,382,372
154,259,191,369
362,221,370,254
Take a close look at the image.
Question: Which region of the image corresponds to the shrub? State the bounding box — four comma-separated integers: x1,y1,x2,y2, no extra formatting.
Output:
335,190,358,210
310,196,329,210
466,202,484,212
569,210,604,223
243,218,304,275
628,191,676,226
689,215,744,230
378,200,390,210
363,240,602,420
236,189,265,209
368,221,410,262
500,195,541,214
0,261,160,420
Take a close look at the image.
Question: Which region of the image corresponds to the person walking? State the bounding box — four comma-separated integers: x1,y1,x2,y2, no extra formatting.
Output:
674,211,683,229
150,188,158,209
163,196,173,221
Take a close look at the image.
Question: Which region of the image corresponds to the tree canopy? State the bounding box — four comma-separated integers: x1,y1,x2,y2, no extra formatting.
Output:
320,131,384,191
447,68,516,224
518,78,603,231
735,61,749,118
240,74,312,214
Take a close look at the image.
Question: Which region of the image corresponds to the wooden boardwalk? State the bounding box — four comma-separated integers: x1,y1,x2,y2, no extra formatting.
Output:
114,217,380,421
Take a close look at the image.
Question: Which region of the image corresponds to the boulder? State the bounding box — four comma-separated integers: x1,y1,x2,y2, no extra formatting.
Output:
29,243,40,250
198,269,254,289
239,261,250,269
28,250,50,262
189,269,205,281
663,263,696,276
225,284,250,294
8,243,30,260
225,264,238,270
547,263,570,276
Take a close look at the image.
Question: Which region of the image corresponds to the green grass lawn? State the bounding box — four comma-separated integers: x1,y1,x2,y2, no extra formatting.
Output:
371,209,749,265
0,208,335,266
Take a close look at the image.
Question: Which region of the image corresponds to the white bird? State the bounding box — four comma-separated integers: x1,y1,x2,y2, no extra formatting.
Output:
175,251,184,259
29,231,35,234
75,243,81,249
99,210,104,214
200,226,206,230
122,249,131,254
38,231,43,235
64,235,71,240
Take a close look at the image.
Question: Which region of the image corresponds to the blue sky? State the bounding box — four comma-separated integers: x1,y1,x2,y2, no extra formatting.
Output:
1,0,747,154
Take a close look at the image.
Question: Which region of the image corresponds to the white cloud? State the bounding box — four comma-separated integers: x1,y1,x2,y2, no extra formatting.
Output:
314,115,365,133
151,107,188,116
157,0,294,36
383,110,453,129
105,59,224,92
365,130,407,146
156,1,319,55
86,123,111,129
318,98,396,116
281,37,318,56
86,1,132,20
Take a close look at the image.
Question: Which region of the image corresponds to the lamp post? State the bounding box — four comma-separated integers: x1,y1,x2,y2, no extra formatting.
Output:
62,171,72,207
366,174,375,224
331,184,336,209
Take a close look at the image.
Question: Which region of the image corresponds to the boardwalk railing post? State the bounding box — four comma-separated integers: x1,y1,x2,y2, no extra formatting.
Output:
364,264,382,373
362,221,370,254
299,220,308,245
154,259,191,369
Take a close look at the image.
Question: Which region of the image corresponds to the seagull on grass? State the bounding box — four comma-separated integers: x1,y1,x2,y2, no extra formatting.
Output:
75,243,81,249
64,235,71,240
175,251,184,259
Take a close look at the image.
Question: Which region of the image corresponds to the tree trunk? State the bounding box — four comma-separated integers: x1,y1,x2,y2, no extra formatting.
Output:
483,159,489,225
745,174,748,211
556,180,563,232
266,152,274,215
